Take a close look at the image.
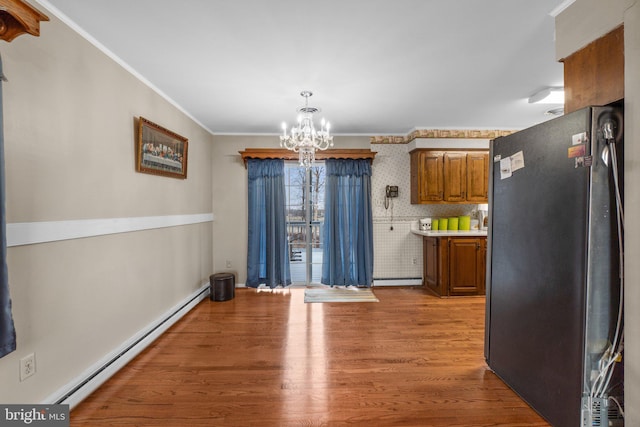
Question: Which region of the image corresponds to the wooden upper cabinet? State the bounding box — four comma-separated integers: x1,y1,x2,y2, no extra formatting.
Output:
443,152,467,202
466,152,489,202
422,152,445,201
411,149,488,204
411,151,444,203
562,25,624,114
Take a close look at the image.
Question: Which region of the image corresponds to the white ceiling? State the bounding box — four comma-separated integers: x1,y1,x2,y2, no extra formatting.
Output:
40,0,567,136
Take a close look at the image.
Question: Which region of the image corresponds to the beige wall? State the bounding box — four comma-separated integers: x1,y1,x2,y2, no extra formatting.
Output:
211,137,484,285
557,0,639,423
211,135,369,285
0,10,213,403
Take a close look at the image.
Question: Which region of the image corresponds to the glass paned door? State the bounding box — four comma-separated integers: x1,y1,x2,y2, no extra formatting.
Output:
284,163,325,285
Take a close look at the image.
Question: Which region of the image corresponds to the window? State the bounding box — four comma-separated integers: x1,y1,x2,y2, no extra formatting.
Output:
284,163,325,285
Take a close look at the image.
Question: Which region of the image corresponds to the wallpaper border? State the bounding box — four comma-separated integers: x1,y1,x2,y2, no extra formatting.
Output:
370,129,515,144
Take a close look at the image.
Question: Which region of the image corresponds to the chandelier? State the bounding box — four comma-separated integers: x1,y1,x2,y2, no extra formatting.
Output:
280,91,333,167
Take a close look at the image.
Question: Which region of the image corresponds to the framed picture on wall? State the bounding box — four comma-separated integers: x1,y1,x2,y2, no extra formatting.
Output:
136,117,188,179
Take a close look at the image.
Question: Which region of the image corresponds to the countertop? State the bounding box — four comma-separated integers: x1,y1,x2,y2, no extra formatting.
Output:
410,229,488,238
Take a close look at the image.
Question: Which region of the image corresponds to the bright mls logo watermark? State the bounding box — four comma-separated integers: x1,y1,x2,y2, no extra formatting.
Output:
0,405,69,426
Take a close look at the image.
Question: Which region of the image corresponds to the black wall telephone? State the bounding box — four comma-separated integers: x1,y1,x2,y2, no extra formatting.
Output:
384,185,398,212
384,185,398,230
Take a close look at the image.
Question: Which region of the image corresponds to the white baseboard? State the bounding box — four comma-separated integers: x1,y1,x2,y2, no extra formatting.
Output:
43,282,210,409
237,281,424,287
373,278,423,287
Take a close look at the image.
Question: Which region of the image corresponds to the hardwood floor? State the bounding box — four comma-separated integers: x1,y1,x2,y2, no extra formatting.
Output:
70,287,549,426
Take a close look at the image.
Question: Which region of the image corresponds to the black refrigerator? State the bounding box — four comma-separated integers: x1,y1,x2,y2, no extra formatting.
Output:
485,104,624,427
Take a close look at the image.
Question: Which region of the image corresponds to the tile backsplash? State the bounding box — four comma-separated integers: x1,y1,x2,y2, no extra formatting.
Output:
371,144,476,220
373,219,422,279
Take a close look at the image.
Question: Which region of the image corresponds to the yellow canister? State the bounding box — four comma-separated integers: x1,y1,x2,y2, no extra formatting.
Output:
448,217,459,230
458,215,471,230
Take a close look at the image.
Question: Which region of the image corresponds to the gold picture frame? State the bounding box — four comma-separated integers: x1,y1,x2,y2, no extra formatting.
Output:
136,117,188,179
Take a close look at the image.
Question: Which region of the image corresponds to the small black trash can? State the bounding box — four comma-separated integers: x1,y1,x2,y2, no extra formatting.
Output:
209,273,235,301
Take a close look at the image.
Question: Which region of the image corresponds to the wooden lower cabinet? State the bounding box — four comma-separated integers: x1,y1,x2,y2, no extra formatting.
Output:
423,236,486,296
424,236,446,295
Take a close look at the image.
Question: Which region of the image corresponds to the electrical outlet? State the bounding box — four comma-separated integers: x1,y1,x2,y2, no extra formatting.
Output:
20,353,36,382
225,260,232,268
412,257,417,265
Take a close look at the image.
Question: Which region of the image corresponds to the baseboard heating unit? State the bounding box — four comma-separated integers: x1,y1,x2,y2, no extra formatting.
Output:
45,282,210,409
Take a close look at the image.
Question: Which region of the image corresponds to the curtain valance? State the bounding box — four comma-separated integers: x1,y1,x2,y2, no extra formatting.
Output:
325,158,372,177
239,148,375,168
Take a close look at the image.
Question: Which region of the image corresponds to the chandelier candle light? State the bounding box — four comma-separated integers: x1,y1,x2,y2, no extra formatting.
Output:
280,91,333,167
